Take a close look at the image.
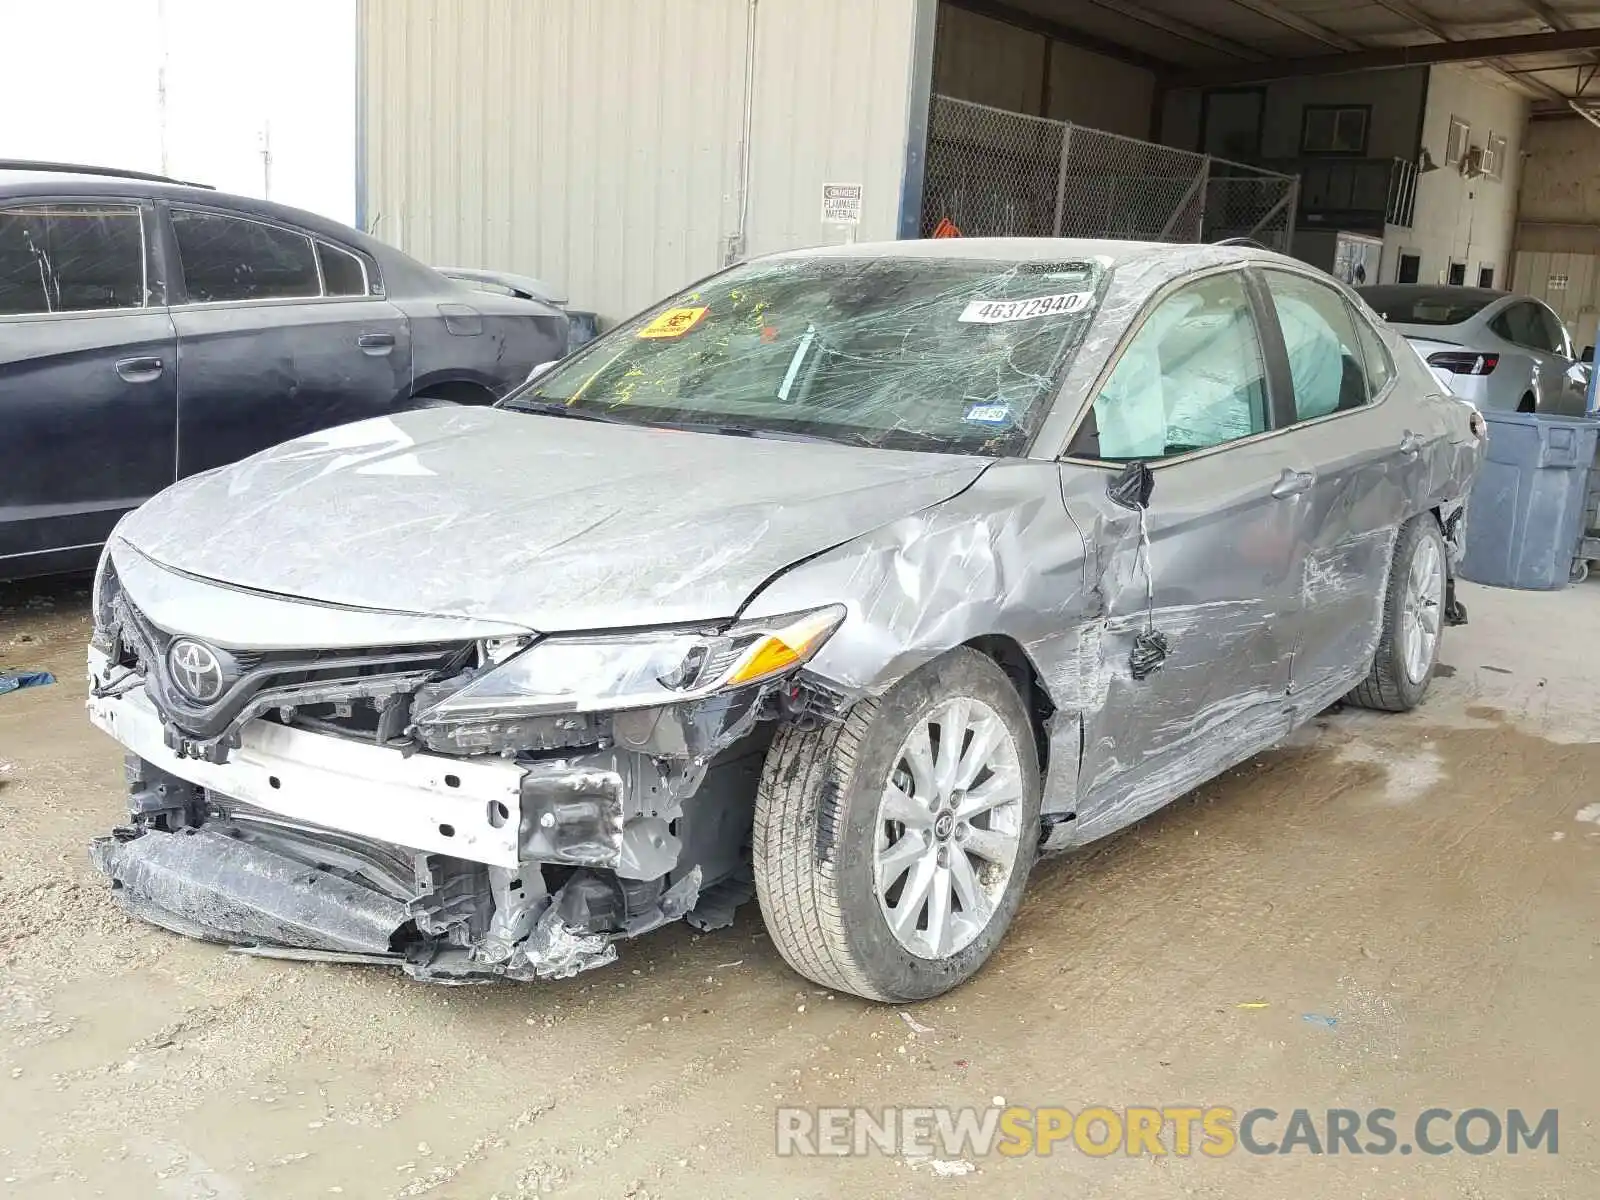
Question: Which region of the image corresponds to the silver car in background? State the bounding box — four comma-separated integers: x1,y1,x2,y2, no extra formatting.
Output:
1357,284,1589,415
86,239,1483,1004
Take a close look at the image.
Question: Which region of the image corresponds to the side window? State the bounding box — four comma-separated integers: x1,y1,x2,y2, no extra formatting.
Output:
1534,305,1569,356
1075,272,1269,461
317,241,367,297
172,209,319,303
1351,307,1395,398
1263,270,1371,421
1492,303,1541,350
0,202,144,315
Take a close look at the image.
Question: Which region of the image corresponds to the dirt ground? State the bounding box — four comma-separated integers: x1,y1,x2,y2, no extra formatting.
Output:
0,575,1596,1199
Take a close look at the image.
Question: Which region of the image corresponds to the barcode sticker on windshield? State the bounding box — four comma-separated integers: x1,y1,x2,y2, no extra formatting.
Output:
959,292,1093,324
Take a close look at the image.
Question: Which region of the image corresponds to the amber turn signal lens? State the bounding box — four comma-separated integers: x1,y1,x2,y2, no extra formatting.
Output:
723,607,845,687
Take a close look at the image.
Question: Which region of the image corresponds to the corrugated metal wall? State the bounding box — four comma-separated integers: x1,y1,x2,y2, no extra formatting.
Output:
360,0,924,324
1513,249,1600,344
742,0,923,256
1513,117,1600,346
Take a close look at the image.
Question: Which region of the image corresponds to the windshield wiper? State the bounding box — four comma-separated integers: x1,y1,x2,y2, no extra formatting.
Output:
500,397,631,423
647,419,840,444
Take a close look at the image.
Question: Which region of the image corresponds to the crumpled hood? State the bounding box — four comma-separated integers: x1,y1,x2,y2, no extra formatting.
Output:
115,407,987,631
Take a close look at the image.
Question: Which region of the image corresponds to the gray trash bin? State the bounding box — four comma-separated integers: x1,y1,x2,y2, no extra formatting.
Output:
1458,410,1600,590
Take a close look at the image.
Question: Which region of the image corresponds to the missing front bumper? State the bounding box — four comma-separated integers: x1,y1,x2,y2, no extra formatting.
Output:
90,811,726,983
86,669,772,981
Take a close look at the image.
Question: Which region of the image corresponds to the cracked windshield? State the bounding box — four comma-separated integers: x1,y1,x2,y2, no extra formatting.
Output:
506,256,1104,454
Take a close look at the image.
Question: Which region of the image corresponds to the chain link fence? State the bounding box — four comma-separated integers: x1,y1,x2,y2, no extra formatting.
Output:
920,95,1297,251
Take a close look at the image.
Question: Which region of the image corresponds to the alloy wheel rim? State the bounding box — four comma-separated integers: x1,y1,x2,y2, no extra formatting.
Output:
1400,538,1444,684
872,697,1023,960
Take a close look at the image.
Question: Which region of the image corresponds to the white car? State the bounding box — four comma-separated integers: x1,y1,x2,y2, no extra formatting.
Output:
1357,284,1589,415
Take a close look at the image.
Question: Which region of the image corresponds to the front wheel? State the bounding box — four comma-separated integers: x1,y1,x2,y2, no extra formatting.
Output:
1347,514,1447,712
753,649,1041,1002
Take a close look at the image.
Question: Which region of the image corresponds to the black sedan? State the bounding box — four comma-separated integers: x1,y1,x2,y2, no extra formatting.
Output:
0,161,569,581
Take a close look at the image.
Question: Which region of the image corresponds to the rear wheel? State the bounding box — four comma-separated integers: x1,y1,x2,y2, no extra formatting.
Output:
1348,515,1447,712
753,649,1040,1002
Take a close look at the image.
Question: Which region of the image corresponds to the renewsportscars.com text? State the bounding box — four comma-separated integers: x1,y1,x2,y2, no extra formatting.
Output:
775,1105,1559,1159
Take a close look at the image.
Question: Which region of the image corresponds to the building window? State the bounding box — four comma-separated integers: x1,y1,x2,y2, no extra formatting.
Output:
1301,105,1370,155
1448,261,1467,286
1446,115,1471,166
1398,253,1421,284
1478,264,1495,288
1484,132,1507,181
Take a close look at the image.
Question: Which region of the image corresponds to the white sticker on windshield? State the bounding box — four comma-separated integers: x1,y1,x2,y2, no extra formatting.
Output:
959,291,1094,324
964,403,1011,425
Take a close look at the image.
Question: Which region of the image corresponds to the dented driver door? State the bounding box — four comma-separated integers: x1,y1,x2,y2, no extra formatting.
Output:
1056,269,1301,845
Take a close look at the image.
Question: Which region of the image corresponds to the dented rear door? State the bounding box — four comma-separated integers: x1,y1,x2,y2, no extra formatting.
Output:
1255,269,1418,714
163,204,412,478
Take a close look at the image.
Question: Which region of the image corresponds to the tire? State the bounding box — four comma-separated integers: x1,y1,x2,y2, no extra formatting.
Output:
753,648,1041,1002
1347,514,1448,712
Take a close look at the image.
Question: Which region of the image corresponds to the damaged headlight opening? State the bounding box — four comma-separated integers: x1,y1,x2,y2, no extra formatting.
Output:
416,605,847,726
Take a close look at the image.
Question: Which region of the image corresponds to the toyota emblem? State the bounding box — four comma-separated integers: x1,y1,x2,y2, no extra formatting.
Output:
167,638,226,704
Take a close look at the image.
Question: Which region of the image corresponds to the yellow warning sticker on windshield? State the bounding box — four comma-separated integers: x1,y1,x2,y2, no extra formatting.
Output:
637,306,709,339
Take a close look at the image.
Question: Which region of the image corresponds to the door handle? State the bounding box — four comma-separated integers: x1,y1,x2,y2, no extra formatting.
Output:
1271,468,1315,499
357,332,396,353
1399,431,1425,458
115,356,163,383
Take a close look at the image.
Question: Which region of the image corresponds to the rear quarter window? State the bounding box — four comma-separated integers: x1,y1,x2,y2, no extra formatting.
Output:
317,241,368,297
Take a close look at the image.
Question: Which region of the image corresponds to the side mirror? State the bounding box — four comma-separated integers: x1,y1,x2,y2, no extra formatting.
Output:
1582,346,1594,364
1107,461,1155,511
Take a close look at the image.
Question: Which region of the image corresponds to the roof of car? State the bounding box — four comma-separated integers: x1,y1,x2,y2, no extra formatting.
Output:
0,169,355,237
0,164,456,295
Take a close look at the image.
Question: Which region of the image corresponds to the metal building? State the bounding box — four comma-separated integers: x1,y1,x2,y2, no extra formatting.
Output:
359,0,1600,326
360,0,931,324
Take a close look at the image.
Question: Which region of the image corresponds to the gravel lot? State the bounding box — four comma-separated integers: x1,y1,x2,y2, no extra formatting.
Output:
1,575,1596,1198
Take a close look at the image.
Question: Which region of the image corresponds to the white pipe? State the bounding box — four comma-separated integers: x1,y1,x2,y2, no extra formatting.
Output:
728,0,759,265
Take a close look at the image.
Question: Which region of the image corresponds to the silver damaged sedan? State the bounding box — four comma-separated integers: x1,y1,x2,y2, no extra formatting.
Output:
87,239,1485,1002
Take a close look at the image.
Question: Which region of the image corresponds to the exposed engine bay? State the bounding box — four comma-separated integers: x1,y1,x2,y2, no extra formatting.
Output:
87,559,845,983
